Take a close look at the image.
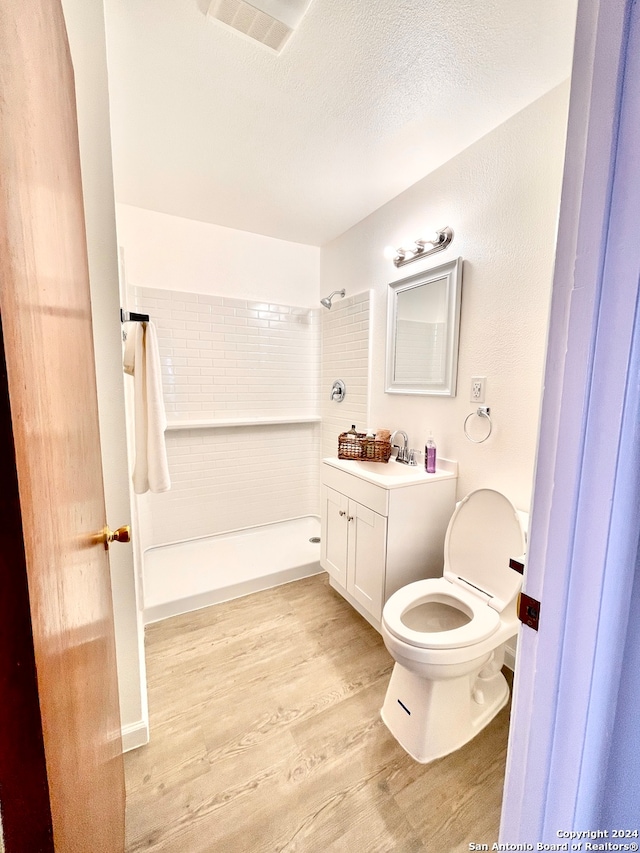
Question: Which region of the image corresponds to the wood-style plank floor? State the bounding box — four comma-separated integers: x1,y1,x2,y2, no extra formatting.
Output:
124,573,512,853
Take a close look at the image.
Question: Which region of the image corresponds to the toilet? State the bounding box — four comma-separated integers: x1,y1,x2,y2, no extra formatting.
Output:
380,488,526,764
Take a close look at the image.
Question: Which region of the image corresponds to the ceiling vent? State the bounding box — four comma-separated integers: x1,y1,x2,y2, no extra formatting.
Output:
207,0,313,54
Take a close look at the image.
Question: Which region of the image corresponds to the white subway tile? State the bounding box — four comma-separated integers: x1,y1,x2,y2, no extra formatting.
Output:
187,357,213,367
139,286,349,545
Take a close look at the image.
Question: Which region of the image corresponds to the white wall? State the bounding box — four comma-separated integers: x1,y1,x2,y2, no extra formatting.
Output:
116,204,320,306
61,0,148,750
321,84,570,512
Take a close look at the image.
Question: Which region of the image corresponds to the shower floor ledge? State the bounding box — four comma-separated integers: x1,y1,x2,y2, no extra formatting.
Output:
142,516,322,623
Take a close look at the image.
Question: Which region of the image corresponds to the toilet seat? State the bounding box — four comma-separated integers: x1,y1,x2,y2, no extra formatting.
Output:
382,577,500,650
443,488,525,612
381,489,526,652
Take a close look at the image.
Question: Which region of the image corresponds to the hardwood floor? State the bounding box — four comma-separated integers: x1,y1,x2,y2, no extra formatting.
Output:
124,573,512,853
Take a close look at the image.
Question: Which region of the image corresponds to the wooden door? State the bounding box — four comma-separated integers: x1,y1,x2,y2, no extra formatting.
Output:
0,1,126,851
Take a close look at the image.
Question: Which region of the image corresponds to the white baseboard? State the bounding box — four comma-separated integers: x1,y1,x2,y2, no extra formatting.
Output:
121,718,150,753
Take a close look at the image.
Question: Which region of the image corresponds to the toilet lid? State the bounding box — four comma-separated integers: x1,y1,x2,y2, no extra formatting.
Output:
443,488,525,612
382,577,501,649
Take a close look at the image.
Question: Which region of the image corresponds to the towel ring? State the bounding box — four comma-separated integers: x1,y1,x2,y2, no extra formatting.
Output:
464,406,492,443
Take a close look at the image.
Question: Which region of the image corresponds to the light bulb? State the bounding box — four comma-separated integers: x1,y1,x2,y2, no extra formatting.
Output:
416,231,440,247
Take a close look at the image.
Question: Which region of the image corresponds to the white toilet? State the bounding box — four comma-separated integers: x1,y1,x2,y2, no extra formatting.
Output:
380,488,526,764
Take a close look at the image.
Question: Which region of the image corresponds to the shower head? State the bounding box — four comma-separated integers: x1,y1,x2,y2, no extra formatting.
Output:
320,289,345,310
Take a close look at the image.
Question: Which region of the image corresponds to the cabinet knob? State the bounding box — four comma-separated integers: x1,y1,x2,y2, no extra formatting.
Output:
347,516,354,522
339,510,346,517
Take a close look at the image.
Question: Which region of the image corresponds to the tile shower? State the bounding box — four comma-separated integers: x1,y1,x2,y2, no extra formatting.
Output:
129,285,370,621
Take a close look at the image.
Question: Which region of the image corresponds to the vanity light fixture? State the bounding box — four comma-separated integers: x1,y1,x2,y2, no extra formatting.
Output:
387,226,454,268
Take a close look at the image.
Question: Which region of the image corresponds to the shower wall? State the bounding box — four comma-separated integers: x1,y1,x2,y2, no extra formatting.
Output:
321,291,371,460
133,286,319,420
131,284,321,546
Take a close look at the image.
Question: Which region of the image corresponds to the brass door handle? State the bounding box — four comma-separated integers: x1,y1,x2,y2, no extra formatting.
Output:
101,525,131,549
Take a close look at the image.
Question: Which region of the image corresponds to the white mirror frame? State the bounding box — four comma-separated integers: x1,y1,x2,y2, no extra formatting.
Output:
385,256,463,396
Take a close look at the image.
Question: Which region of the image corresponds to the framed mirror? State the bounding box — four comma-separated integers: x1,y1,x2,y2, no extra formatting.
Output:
386,257,463,396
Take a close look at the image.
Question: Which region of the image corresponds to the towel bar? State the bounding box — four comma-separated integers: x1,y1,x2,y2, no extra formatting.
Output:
120,308,150,323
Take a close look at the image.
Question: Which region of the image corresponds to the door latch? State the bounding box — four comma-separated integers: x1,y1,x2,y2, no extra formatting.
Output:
517,592,540,631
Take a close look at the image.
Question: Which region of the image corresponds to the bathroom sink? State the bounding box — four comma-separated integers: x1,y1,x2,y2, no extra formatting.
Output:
323,457,457,489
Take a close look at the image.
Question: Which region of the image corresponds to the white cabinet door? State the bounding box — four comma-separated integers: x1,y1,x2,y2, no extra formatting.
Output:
320,485,349,587
347,500,387,620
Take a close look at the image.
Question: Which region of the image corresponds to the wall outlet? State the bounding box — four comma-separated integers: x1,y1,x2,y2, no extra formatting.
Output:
470,376,486,403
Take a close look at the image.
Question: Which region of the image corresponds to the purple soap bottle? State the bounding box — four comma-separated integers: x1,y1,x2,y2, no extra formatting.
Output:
425,432,436,474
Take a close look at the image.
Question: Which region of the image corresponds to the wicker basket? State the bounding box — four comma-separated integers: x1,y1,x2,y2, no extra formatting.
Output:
338,432,392,463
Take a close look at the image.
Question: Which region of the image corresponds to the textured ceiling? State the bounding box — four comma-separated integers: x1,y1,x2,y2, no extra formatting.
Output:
104,0,577,246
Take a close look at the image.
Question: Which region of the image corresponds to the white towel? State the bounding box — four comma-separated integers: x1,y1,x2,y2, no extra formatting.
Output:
126,321,171,494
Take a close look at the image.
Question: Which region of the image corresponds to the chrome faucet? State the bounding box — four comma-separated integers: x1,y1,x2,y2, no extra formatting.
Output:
391,430,410,464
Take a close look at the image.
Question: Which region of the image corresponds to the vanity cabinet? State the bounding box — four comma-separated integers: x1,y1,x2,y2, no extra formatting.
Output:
320,458,457,631
322,487,387,620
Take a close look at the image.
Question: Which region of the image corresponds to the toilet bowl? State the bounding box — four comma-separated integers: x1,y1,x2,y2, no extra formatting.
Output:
380,488,525,763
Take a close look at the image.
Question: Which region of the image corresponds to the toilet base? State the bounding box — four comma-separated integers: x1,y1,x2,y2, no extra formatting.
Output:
380,660,510,763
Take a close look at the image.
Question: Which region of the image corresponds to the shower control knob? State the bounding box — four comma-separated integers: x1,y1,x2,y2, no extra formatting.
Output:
330,379,346,402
